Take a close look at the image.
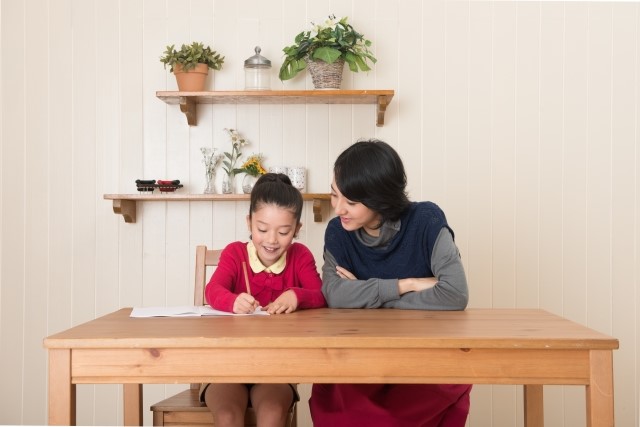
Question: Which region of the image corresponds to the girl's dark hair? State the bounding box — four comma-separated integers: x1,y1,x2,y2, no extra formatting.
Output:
249,173,303,223
334,139,410,224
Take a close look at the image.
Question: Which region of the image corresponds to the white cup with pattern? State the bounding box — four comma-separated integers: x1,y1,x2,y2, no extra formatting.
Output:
287,166,306,192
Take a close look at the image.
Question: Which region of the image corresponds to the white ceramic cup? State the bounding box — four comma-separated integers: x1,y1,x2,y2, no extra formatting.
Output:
287,166,306,192
268,166,288,175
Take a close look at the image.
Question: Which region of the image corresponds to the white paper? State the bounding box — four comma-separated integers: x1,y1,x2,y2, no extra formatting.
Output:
130,305,269,318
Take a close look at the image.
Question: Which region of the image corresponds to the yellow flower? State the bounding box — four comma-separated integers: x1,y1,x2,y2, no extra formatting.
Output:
241,154,266,177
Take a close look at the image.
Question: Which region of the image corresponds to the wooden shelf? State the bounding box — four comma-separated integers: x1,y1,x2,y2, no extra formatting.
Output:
104,193,331,224
156,90,394,127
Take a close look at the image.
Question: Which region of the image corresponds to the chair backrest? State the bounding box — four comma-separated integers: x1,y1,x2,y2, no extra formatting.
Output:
194,245,223,306
191,245,223,391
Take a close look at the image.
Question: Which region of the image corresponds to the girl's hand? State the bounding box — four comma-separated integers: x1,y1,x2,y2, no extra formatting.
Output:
398,277,438,295
233,293,259,314
336,265,357,280
265,290,298,314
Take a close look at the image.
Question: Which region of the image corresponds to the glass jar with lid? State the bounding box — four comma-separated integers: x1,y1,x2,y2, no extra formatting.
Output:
244,46,271,91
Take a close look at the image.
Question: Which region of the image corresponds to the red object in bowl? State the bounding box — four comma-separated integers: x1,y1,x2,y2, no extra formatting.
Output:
157,179,183,193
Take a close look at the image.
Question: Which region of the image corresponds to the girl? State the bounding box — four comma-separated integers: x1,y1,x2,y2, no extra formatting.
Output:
202,173,326,427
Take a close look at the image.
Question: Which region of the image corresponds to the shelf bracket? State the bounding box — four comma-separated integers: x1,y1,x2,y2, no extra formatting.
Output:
376,95,389,127
113,199,137,223
179,97,197,126
313,198,323,222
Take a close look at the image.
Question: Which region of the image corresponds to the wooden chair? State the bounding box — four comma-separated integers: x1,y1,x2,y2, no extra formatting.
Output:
150,245,297,426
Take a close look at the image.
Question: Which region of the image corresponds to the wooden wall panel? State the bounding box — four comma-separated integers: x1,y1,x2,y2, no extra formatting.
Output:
23,0,51,423
538,4,566,425
610,5,639,424
443,2,470,260
70,0,98,423
466,1,493,309
0,0,26,425
119,0,144,314
466,4,495,426
93,1,122,424
491,2,518,314
585,3,613,335
422,1,447,205
514,2,541,310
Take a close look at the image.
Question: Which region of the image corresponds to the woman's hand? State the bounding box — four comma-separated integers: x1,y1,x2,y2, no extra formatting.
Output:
398,277,438,295
265,290,298,314
336,265,357,280
233,292,259,314
336,265,436,296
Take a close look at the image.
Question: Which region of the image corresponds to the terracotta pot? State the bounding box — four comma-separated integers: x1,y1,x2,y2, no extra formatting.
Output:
173,63,209,91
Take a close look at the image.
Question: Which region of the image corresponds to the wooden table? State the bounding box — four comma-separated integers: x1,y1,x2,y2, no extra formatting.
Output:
43,308,618,426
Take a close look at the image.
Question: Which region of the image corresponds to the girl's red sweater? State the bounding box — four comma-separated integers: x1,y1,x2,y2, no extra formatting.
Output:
205,241,326,312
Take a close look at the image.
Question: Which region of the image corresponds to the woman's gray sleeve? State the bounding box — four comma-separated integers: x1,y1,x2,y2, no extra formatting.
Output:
321,250,400,308
382,228,469,310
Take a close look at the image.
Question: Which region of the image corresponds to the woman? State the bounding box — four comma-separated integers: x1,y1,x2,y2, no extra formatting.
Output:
309,139,471,427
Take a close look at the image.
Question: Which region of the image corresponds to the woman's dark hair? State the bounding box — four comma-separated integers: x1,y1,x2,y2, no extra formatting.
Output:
334,139,410,224
249,173,304,223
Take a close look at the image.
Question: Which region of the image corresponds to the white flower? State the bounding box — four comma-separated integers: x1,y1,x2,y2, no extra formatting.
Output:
222,128,250,175
201,147,223,175
310,14,342,35
323,16,340,29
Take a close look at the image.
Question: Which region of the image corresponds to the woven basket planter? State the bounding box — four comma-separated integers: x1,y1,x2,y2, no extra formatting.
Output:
307,58,345,89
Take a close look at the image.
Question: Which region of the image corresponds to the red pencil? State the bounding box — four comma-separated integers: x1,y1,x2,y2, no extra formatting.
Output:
242,261,252,296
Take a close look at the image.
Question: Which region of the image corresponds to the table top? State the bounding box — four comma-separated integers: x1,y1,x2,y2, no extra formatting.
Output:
43,308,618,351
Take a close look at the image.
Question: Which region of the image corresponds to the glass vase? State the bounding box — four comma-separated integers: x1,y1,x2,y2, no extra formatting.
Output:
203,170,216,194
222,172,235,194
242,174,258,194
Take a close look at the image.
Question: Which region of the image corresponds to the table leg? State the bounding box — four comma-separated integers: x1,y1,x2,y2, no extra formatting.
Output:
586,350,614,427
123,383,143,426
524,384,544,427
48,349,76,425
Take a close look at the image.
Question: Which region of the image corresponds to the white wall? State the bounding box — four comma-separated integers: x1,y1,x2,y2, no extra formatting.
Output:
1,0,638,426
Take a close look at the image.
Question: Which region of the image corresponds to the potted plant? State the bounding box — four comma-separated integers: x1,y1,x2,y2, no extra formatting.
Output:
160,42,225,91
278,15,376,89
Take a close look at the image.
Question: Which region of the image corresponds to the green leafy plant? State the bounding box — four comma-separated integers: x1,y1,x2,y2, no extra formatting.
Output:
279,15,376,81
160,42,225,73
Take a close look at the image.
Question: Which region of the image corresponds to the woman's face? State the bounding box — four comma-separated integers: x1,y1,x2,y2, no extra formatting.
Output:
330,178,381,236
246,203,301,267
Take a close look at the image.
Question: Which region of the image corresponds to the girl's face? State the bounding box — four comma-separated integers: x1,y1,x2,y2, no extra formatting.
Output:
330,178,382,236
246,203,301,267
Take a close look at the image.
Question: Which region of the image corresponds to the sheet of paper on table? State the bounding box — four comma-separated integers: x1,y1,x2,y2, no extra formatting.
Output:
130,305,269,318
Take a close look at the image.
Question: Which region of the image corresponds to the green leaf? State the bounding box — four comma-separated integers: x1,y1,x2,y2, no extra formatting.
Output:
353,54,371,72
159,41,224,71
279,58,307,81
344,56,358,72
312,47,342,64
